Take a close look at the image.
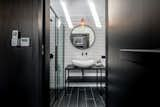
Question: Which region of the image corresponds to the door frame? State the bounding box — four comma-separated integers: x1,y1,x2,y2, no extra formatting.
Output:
43,0,108,107
105,0,108,107
42,0,50,107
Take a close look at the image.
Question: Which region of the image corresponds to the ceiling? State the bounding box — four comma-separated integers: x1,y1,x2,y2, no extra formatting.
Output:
51,0,105,27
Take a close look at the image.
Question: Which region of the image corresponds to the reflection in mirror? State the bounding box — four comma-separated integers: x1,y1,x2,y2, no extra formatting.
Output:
70,25,95,50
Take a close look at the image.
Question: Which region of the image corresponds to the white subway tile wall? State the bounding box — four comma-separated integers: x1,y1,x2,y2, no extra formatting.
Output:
64,16,106,84
50,12,56,89
50,0,106,87
65,16,106,67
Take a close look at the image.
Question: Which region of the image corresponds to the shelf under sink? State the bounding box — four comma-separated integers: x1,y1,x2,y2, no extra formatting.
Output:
66,76,106,82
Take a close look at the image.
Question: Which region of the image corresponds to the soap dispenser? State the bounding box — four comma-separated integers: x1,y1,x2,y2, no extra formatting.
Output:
96,58,102,66
101,56,106,67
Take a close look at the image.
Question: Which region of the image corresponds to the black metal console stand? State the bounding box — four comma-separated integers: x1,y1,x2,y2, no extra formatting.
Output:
65,64,105,95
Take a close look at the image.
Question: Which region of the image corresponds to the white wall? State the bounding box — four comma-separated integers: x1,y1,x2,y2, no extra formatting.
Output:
50,10,56,89
64,17,106,77
51,0,106,87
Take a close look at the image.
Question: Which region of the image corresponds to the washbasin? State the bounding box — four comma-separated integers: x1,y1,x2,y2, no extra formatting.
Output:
72,59,95,68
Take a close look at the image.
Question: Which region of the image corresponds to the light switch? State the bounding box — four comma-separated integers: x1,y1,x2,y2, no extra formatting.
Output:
11,30,19,46
20,37,30,47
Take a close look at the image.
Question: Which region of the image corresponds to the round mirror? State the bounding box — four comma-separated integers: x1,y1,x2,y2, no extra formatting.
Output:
70,25,95,50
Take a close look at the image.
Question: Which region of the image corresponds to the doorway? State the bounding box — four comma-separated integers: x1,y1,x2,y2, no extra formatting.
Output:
44,0,108,107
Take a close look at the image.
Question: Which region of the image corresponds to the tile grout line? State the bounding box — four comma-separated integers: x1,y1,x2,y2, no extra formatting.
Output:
99,94,105,106
91,88,98,107
86,98,95,100
57,91,65,107
53,98,59,107
67,87,73,107
77,88,79,107
84,88,88,107
52,93,60,107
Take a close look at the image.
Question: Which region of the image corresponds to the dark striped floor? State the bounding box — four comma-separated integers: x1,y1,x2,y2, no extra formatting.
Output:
52,87,105,107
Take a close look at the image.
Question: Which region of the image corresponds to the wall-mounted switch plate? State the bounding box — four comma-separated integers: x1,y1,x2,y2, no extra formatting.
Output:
11,30,19,46
20,37,30,47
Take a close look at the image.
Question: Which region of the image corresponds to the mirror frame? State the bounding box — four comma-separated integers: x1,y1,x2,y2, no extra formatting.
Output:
70,25,96,50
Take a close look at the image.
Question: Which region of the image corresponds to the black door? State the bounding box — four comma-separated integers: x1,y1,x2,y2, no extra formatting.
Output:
0,0,45,107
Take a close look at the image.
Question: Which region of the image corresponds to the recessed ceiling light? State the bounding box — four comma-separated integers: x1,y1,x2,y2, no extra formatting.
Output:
60,0,73,29
88,0,102,28
58,19,61,28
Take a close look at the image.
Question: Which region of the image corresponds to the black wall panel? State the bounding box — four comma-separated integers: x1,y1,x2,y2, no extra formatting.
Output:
109,0,160,49
0,0,44,107
108,0,160,107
